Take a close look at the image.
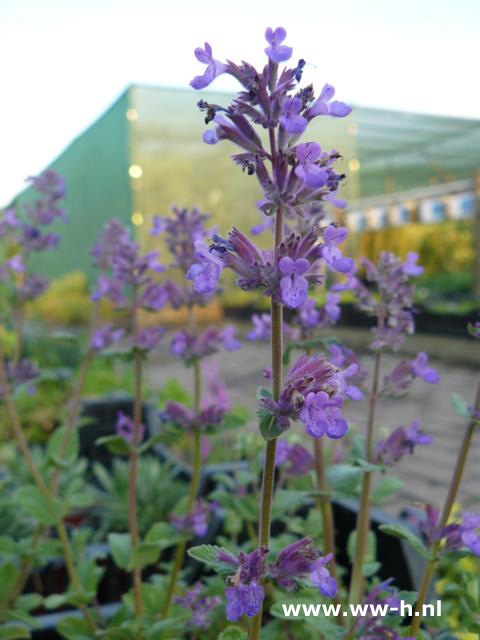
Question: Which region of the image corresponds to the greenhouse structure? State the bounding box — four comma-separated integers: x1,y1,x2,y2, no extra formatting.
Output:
10,84,480,286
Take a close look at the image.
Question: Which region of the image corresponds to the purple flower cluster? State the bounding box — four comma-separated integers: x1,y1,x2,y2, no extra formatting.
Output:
115,411,145,443
382,352,439,396
171,326,241,363
219,537,336,621
151,207,219,306
190,28,351,219
90,325,125,351
328,343,368,399
173,583,220,630
0,171,66,300
259,352,359,439
374,420,431,466
335,252,424,351
247,313,299,342
170,500,215,537
274,439,314,476
295,293,341,334
91,220,169,352
415,505,480,556
354,579,413,639
161,398,226,433
188,225,352,309
0,358,39,397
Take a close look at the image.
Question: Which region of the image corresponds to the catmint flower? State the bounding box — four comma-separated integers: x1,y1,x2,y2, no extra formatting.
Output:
309,555,337,597
90,325,125,351
171,326,241,362
299,391,348,439
374,420,432,466
161,399,226,432
306,83,352,119
115,411,144,443
174,583,221,630
295,143,329,188
219,547,268,621
274,440,314,476
279,256,309,307
139,282,169,310
320,226,354,273
264,27,292,63
468,319,480,339
354,580,411,639
268,537,336,596
0,359,39,397
382,353,439,396
259,352,351,439
296,294,341,334
186,241,224,295
171,500,214,537
201,360,230,411
190,43,227,90
131,327,165,351
280,97,307,134
247,313,272,341
190,28,350,216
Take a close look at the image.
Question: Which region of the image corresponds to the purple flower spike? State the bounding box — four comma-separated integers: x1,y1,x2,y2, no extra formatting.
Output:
190,42,227,90
279,256,309,308
174,583,220,630
374,420,431,466
411,352,440,384
274,440,314,476
295,143,328,188
280,97,307,134
264,27,292,63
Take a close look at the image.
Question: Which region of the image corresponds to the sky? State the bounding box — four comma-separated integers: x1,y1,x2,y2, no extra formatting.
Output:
1,0,478,205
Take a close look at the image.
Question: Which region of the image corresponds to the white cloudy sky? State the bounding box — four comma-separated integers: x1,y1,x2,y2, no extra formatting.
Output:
1,0,478,205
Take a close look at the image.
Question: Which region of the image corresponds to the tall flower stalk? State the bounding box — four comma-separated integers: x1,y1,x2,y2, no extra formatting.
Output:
187,26,355,633
410,378,480,635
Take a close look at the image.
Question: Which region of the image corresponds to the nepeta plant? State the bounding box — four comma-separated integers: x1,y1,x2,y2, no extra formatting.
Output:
188,26,355,636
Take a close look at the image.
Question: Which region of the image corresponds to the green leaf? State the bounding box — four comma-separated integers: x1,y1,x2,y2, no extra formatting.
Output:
128,542,162,570
187,545,235,575
44,593,69,610
96,629,136,640
326,464,362,495
108,533,132,570
16,486,64,526
271,490,312,520
145,522,186,547
379,524,430,559
46,426,79,468
451,392,471,419
96,435,132,455
256,387,272,401
137,434,166,455
372,476,405,502
217,627,248,640
56,616,94,640
15,593,43,612
0,625,30,640
148,614,192,638
0,562,19,602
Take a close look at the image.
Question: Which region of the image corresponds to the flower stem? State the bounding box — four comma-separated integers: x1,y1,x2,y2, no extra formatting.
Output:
313,438,342,619
410,378,480,635
161,360,202,619
0,341,96,631
128,348,144,616
250,206,284,640
348,351,381,607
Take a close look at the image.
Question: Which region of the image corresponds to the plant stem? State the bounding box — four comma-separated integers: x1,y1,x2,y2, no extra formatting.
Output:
313,438,342,618
128,347,144,617
410,378,480,635
161,360,203,619
0,341,96,631
348,350,381,607
250,205,284,640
